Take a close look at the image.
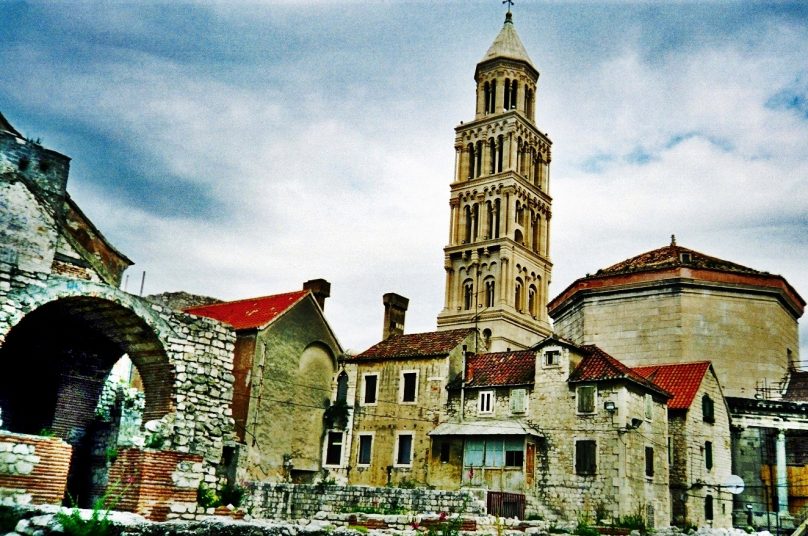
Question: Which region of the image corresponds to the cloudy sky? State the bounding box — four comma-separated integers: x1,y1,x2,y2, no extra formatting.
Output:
2,1,807,359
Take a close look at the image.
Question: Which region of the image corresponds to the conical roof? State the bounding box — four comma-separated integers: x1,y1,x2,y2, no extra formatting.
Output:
480,12,534,67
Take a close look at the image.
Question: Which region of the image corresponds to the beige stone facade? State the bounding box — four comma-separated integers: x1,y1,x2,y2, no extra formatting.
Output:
436,13,552,352
549,244,805,398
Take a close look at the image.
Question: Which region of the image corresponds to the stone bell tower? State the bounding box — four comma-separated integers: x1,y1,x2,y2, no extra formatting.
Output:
436,11,553,352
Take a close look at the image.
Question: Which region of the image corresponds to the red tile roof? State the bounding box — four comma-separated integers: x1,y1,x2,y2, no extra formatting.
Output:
355,329,474,360
569,345,671,398
465,350,536,388
597,242,760,277
184,290,309,330
633,362,710,410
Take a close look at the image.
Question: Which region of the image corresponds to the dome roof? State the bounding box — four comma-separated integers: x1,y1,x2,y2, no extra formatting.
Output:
480,12,534,67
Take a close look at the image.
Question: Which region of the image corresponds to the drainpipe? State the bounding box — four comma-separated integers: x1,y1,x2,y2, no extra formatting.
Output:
460,345,467,422
776,428,788,514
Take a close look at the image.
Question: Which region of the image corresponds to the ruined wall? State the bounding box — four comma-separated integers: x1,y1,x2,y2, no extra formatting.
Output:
0,433,71,506
244,482,483,520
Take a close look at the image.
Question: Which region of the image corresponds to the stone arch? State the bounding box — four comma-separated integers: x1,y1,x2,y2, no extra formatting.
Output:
0,278,176,428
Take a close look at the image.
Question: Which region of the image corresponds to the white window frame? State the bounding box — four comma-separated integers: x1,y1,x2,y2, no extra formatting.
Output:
510,388,528,414
576,385,597,415
543,349,561,367
399,370,419,404
478,390,495,414
361,373,379,406
393,431,415,467
322,429,344,468
356,432,374,467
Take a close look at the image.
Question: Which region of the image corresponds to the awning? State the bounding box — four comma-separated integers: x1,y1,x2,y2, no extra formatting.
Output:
428,421,541,437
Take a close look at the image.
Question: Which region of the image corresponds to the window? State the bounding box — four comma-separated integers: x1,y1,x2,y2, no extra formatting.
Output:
440,441,451,463
702,395,715,424
645,446,654,477
325,431,343,466
463,438,523,468
357,434,373,465
362,374,378,405
705,441,713,470
505,439,524,467
575,440,596,475
576,385,596,414
485,279,495,308
705,495,714,521
479,391,494,414
395,433,413,466
544,350,560,366
400,371,418,403
464,280,474,310
510,388,527,414
645,393,653,421
336,371,349,404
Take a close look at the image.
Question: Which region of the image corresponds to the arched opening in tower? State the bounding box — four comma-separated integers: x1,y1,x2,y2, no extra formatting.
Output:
0,296,174,507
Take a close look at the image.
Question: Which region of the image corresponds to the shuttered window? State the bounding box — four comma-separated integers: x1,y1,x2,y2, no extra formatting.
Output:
575,440,596,475
577,386,596,414
510,388,527,414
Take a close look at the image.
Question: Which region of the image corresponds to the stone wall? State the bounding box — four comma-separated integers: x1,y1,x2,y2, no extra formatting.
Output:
243,483,484,520
0,432,71,506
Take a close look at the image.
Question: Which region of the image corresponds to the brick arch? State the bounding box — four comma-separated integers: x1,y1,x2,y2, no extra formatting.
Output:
0,277,176,427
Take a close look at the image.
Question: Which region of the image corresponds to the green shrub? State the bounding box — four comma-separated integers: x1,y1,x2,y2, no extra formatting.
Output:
55,500,113,536
197,483,219,509
219,482,245,508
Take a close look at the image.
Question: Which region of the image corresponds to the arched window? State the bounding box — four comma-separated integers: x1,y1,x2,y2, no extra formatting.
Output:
497,135,504,172
486,201,493,239
516,137,522,173
510,81,518,110
336,371,349,404
472,203,479,241
463,280,474,310
488,138,496,175
504,79,511,110
475,141,483,178
515,201,521,223
528,285,537,317
493,199,501,238
464,206,472,243
490,80,497,113
514,229,523,244
484,278,496,308
484,82,491,114
467,143,476,179
514,278,524,312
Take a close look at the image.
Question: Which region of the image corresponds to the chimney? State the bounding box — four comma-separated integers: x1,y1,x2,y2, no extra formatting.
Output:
383,293,409,339
303,279,331,310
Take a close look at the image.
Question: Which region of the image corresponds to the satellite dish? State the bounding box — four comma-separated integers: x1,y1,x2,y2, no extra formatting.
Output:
724,475,745,495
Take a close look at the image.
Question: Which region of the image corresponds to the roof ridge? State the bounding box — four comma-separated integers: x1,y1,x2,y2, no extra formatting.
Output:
185,289,308,311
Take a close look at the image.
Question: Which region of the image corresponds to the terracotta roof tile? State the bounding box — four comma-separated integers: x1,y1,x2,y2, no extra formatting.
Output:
465,350,536,388
184,290,309,330
569,345,671,398
355,329,474,360
633,362,711,410
597,242,760,277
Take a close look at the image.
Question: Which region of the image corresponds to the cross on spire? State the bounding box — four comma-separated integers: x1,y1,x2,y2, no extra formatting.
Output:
503,0,514,15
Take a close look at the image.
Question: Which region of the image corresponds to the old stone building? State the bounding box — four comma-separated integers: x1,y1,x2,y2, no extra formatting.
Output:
634,362,733,528
436,12,553,352
548,238,805,399
0,112,236,514
183,279,342,483
335,324,478,487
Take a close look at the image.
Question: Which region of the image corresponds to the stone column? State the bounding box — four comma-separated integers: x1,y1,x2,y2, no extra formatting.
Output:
776,429,788,513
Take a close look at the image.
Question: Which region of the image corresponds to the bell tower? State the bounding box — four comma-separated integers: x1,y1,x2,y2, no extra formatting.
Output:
436,11,553,351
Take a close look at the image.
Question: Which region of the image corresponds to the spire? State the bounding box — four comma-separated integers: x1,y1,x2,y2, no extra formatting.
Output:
479,9,534,67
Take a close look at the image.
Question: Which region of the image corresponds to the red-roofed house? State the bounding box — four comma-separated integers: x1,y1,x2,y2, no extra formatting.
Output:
634,362,732,528
334,325,478,487
424,335,672,525
185,279,343,483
